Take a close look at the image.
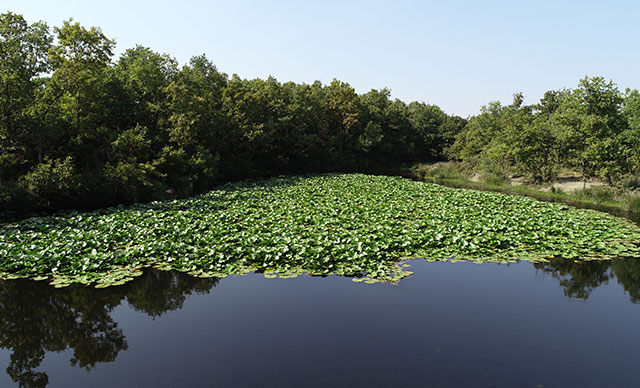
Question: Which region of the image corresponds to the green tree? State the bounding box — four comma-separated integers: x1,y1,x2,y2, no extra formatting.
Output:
451,100,506,173
19,156,77,208
439,115,467,160
358,89,391,155
326,79,361,156
49,18,115,132
103,124,160,202
0,12,51,148
383,99,412,159
0,12,52,212
554,77,626,183
160,55,227,194
407,101,446,159
114,46,178,133
621,89,640,174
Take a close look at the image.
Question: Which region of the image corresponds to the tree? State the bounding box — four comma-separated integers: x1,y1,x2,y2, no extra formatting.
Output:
160,54,227,194
114,46,178,133
48,19,115,149
383,99,412,159
438,115,467,160
553,77,626,183
621,89,640,174
0,12,51,179
0,12,53,213
450,100,505,172
510,116,560,182
0,12,51,146
326,79,361,155
103,124,159,202
358,89,391,155
18,156,77,208
407,101,446,159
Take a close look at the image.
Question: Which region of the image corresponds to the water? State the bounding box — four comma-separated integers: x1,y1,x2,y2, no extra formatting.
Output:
1,258,639,388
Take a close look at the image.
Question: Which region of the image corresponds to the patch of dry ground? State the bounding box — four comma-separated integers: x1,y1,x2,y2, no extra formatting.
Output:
512,174,607,192
548,177,607,192
427,163,610,193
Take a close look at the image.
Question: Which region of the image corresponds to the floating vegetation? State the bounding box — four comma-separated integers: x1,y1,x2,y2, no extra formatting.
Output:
1,174,639,287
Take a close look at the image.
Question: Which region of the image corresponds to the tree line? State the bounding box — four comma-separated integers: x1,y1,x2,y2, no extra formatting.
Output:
450,77,640,187
0,12,464,216
3,11,640,218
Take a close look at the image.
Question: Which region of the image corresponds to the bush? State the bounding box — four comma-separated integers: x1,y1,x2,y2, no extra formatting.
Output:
621,175,640,191
103,161,160,203
480,171,510,186
414,164,430,180
0,180,29,218
415,162,467,182
19,157,78,208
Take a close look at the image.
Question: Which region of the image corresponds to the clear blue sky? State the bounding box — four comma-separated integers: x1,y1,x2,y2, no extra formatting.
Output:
3,0,639,117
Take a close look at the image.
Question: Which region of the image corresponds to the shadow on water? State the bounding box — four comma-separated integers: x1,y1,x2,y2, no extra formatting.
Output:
0,271,218,388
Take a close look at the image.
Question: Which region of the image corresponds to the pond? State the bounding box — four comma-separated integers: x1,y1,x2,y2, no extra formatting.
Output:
1,258,639,387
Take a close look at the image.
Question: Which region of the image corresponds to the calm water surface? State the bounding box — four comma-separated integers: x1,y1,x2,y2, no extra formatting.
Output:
1,258,640,388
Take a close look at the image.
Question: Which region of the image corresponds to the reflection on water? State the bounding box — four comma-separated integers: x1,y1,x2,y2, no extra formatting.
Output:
0,258,639,387
611,259,640,303
0,272,217,388
534,257,640,302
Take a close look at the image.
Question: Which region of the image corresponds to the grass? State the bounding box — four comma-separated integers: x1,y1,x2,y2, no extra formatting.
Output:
412,163,640,223
624,192,640,215
414,162,467,181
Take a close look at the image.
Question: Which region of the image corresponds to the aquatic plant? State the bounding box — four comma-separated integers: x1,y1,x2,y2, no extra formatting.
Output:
1,174,639,287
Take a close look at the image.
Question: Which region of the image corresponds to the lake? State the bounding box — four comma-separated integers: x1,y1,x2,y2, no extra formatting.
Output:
1,258,639,387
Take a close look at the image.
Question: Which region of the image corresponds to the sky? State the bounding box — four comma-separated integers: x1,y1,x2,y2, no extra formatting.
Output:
3,0,639,117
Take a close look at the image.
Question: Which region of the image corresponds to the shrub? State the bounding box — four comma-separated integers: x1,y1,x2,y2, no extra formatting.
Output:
414,164,431,180
624,193,640,214
480,171,510,186
103,161,160,203
422,162,467,181
19,157,78,208
621,175,640,191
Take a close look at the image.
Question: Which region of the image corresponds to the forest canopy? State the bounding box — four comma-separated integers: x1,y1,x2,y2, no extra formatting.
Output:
0,12,463,216
1,11,639,217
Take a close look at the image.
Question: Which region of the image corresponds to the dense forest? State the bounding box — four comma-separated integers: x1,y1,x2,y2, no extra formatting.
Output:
0,12,464,216
1,11,639,218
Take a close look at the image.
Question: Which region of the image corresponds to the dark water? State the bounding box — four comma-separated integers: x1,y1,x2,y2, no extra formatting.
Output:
1,258,640,388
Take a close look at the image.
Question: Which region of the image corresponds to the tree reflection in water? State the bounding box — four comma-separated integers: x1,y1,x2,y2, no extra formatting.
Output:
534,258,613,299
0,271,218,388
534,257,640,302
611,258,640,303
2,259,640,387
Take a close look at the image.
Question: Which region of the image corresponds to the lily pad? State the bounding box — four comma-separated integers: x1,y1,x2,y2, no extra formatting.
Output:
1,174,639,287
